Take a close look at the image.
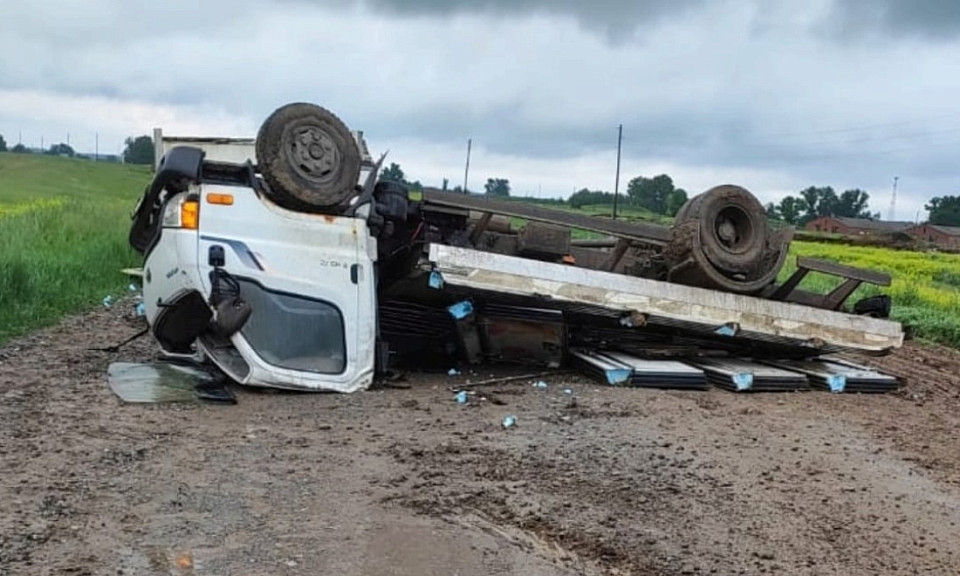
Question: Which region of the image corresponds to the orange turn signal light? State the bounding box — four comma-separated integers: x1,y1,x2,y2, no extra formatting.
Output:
206,193,234,206
181,200,199,229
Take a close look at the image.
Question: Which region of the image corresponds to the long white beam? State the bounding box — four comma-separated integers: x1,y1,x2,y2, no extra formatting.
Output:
428,244,904,353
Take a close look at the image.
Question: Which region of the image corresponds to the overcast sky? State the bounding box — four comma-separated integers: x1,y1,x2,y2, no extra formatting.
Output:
2,0,959,219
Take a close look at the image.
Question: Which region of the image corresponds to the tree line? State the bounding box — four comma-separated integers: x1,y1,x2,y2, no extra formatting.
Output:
0,132,156,164
766,187,960,227
765,186,876,226
379,161,960,227
8,137,958,226
569,174,689,216
0,132,78,157
926,196,960,227
380,162,514,198
385,162,691,217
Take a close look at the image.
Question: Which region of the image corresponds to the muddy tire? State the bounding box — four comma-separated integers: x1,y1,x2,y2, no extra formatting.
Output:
255,103,361,212
675,185,768,275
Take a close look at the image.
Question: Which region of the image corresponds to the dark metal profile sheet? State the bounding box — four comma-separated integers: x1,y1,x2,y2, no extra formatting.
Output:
688,358,810,392
571,349,708,389
600,351,709,389
379,300,458,338
436,280,851,359
378,299,460,364
481,303,565,324
763,358,901,393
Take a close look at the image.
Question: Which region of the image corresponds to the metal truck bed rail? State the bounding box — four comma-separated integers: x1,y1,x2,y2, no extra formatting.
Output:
428,244,904,354
422,189,672,245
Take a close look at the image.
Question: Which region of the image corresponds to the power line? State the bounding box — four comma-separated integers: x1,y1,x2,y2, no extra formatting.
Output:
744,125,960,149
888,176,898,221
732,137,960,163
755,111,960,139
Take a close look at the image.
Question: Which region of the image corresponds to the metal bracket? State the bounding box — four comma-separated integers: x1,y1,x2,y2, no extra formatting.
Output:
770,256,892,311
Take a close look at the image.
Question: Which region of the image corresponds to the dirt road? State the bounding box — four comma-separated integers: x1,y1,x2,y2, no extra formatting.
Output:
2,303,960,575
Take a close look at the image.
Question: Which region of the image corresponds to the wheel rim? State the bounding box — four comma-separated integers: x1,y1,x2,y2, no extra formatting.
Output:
284,124,341,184
712,205,755,255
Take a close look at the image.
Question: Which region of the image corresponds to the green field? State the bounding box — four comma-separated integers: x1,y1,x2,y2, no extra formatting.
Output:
0,153,151,343
782,241,960,347
573,203,674,225
1,159,957,349
503,203,673,239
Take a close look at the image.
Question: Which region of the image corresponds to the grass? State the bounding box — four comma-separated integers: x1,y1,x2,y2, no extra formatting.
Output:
574,203,674,225
784,241,960,347
0,153,151,344
505,203,672,239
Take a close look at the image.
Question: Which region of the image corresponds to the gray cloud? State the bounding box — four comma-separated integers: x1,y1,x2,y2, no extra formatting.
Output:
827,0,960,40
0,0,957,220
352,0,707,40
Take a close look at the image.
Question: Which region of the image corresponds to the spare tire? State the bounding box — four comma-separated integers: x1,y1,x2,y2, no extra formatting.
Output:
255,103,361,212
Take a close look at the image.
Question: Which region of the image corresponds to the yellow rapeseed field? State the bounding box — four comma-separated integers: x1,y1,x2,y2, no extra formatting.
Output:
0,154,150,343
0,197,67,218
787,241,960,344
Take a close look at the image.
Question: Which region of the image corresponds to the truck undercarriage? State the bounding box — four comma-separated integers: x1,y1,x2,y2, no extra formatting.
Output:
128,103,903,393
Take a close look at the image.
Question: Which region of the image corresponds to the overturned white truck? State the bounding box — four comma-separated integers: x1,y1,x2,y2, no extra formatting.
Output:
129,103,903,393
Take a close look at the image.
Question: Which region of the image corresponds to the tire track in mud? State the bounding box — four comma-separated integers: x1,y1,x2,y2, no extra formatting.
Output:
4,304,960,575
380,380,960,575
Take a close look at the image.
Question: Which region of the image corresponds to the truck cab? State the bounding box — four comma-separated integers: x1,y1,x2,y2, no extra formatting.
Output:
131,143,379,393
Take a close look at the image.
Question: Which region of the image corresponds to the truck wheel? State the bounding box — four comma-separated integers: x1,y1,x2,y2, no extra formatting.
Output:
255,103,361,212
674,185,768,275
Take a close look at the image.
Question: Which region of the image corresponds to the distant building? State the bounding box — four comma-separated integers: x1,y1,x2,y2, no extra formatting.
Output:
905,223,960,248
804,216,913,236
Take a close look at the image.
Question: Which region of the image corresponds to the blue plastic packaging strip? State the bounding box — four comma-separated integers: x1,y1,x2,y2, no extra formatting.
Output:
732,372,753,391
447,300,474,320
828,374,846,393
428,270,445,290
605,368,632,386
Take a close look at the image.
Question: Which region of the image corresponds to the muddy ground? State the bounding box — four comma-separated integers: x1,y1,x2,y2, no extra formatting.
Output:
2,302,960,576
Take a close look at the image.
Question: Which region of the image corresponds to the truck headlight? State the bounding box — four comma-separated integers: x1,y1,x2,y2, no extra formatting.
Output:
162,194,200,230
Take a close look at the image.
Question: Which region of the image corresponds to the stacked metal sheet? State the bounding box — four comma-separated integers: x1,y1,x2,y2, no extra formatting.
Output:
378,300,460,366
689,358,810,392
568,322,691,357
480,303,565,324
571,349,708,389
764,358,901,393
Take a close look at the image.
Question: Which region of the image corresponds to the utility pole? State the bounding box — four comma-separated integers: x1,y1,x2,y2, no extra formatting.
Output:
613,124,623,220
463,138,472,194
888,176,898,221
95,132,99,162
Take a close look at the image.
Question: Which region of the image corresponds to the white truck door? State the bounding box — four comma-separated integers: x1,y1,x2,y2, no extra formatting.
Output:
195,183,377,393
